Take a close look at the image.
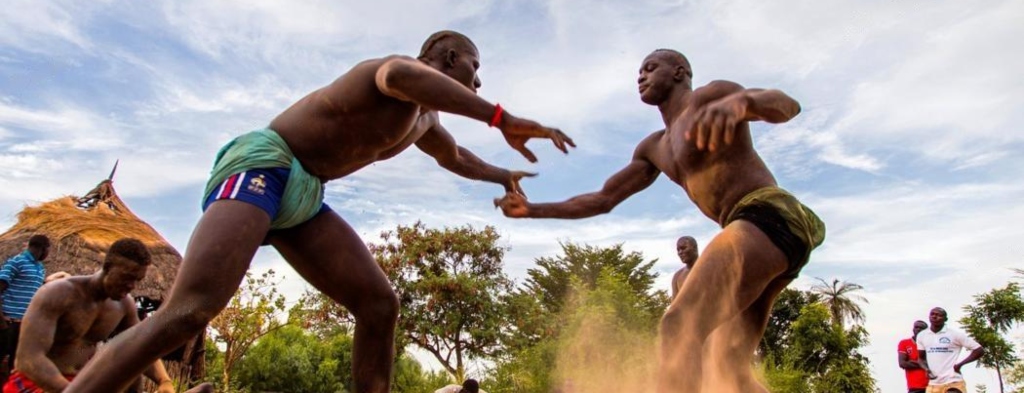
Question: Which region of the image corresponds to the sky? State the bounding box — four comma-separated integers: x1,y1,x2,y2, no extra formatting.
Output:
2,0,1023,391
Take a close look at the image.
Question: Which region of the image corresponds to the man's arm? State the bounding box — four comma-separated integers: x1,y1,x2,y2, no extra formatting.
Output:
917,347,936,379
14,283,72,392
416,123,535,195
496,132,662,219
897,351,921,370
688,80,802,151
0,259,20,329
114,297,175,391
376,56,574,162
954,347,985,374
0,280,8,330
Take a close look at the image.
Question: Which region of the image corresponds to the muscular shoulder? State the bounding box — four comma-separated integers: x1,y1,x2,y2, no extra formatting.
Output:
634,129,666,158
692,80,745,106
29,278,79,310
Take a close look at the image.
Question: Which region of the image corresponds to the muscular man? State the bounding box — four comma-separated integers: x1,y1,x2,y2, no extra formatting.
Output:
668,235,764,393
7,238,211,393
66,31,572,393
496,49,824,392
670,236,698,298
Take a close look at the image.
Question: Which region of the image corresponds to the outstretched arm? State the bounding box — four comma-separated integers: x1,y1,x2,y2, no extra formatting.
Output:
14,284,72,392
376,56,574,162
496,132,662,219
416,123,535,195
688,80,802,151
115,297,175,393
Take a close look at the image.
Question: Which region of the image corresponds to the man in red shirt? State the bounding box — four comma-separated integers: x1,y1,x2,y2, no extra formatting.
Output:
899,320,930,393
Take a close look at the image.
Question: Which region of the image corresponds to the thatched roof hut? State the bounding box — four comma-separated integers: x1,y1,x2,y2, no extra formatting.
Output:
0,179,180,300
0,175,206,385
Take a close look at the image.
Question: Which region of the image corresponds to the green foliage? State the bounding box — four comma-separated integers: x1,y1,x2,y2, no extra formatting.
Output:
505,242,668,355
760,288,821,365
763,299,876,392
810,277,868,329
494,267,663,393
759,357,811,393
208,270,288,390
392,354,455,393
290,289,354,341
372,221,514,381
960,282,1024,392
525,242,667,316
234,325,352,393
201,337,225,391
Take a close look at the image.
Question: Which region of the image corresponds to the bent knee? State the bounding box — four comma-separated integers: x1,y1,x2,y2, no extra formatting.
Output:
354,289,399,325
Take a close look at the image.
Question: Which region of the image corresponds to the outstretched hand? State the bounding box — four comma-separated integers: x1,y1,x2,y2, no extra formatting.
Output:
686,94,747,152
494,192,530,218
499,114,575,162
505,170,537,197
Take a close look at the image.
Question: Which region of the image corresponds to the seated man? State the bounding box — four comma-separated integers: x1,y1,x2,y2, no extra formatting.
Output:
6,238,211,393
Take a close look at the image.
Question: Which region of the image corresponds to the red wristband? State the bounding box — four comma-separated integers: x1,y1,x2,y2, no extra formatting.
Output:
490,104,504,128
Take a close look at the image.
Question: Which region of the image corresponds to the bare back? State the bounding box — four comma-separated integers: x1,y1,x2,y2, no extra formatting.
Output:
645,81,777,224
26,277,135,374
269,56,438,180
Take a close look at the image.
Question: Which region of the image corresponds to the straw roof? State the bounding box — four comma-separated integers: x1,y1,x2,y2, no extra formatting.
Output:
0,179,180,300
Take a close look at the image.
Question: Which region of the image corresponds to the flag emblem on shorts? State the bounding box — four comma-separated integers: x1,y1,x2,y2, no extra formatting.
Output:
248,175,267,195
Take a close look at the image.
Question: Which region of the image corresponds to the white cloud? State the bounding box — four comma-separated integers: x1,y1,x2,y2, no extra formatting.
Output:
0,0,93,54
2,1,1021,391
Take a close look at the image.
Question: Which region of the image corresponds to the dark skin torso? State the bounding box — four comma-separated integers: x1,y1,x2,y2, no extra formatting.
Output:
271,57,423,180
637,81,776,224
33,277,134,374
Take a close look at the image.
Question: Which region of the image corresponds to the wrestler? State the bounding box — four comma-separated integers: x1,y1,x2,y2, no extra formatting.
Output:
66,30,573,393
496,48,823,392
8,238,211,393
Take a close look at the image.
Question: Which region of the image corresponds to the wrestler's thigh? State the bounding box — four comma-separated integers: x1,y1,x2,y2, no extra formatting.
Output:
267,209,394,311
669,220,788,328
166,200,270,308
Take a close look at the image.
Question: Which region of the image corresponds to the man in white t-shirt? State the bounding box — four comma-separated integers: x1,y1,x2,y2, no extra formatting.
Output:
916,307,986,393
435,378,488,393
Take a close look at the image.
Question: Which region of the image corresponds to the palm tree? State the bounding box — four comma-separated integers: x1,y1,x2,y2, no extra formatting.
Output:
810,277,868,329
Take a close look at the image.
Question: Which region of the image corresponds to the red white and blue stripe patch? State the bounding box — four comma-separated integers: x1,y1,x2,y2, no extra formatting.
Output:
215,171,247,200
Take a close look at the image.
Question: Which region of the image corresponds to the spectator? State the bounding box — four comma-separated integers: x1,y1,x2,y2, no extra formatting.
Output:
898,320,929,393
0,234,50,382
917,307,985,393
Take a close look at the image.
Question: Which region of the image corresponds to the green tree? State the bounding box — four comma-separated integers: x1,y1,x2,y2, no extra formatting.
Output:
760,288,821,365
372,222,513,382
234,325,352,393
960,282,1024,393
810,277,867,329
525,242,667,316
207,270,287,391
506,242,668,353
782,303,876,393
493,268,665,393
291,289,356,341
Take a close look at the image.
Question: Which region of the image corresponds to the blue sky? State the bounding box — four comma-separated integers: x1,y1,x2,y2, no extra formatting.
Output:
2,0,1023,390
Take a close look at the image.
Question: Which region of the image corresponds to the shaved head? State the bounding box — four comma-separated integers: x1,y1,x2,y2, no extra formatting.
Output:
651,49,692,79
418,30,478,61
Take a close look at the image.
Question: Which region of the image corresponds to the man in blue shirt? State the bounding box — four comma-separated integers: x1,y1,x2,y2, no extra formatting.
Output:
0,234,50,383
